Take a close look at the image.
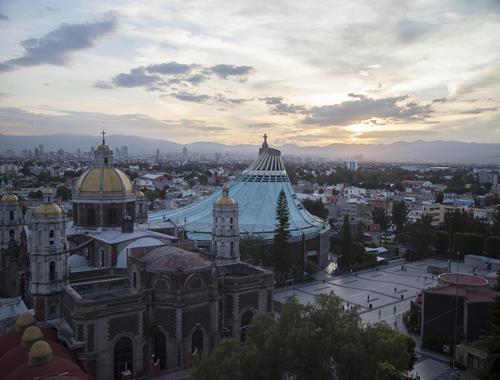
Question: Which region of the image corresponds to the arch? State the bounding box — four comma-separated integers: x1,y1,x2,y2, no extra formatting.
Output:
49,261,56,282
184,274,205,290
100,248,105,267
240,309,254,342
153,331,167,370
152,275,172,290
113,336,133,380
191,328,204,355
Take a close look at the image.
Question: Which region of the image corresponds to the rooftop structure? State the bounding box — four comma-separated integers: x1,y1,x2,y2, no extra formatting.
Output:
148,135,330,265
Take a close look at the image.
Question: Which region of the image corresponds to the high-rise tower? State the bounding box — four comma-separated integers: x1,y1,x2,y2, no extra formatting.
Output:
28,187,68,321
212,184,239,262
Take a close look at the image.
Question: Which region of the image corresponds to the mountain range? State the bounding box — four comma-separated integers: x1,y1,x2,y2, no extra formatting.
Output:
1,133,499,164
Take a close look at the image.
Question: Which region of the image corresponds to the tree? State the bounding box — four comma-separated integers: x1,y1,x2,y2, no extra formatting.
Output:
391,201,409,234
240,235,266,265
492,207,500,236
435,191,444,204
56,185,71,201
193,293,415,380
398,220,436,260
302,198,329,220
339,214,354,269
475,291,500,379
272,190,291,283
372,206,389,232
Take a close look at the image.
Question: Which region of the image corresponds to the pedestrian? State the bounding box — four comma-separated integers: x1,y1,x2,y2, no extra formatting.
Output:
367,294,370,302
394,287,397,293
393,306,396,315
378,309,381,319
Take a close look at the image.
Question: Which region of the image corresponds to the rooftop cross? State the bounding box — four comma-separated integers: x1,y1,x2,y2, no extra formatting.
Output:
101,130,106,145
263,133,268,144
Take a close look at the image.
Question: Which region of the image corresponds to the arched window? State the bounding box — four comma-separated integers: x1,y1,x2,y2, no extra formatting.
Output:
229,217,233,227
230,242,234,258
187,277,203,289
114,337,133,380
9,229,15,240
100,248,105,267
133,272,137,288
49,261,56,281
240,310,254,342
154,332,167,370
9,210,14,221
191,329,203,355
49,230,54,238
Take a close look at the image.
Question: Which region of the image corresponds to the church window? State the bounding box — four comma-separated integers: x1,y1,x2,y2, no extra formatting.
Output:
154,332,167,370
49,230,54,238
114,337,133,380
87,208,95,226
191,329,203,354
9,211,14,221
133,272,137,288
104,157,108,164
108,208,118,225
100,248,105,267
49,261,56,281
230,242,234,258
229,217,233,228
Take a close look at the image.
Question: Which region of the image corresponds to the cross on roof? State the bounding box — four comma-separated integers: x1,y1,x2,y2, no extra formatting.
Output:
263,133,268,143
101,130,106,145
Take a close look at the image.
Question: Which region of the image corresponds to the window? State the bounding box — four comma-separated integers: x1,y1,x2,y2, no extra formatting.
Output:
191,329,203,355
154,333,167,370
114,337,133,380
230,242,234,258
108,208,118,225
104,157,108,164
49,230,54,238
9,211,14,221
133,272,137,288
100,248,105,267
49,261,56,281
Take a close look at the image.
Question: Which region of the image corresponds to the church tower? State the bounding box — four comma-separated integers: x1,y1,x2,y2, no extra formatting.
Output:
212,184,239,262
29,187,69,321
0,192,28,298
0,192,23,250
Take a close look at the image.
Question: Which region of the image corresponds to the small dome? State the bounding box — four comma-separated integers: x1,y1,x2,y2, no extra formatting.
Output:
28,340,53,367
22,326,43,348
41,187,54,195
35,203,62,217
1,194,19,202
75,167,133,195
15,312,35,332
136,190,145,198
215,184,236,206
140,245,212,273
96,143,111,152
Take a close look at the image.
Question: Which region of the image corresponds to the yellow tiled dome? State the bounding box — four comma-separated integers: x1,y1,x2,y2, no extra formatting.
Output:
22,326,43,347
136,190,145,198
28,340,53,366
35,203,62,217
96,143,111,152
215,196,236,206
1,194,19,202
15,312,35,332
75,167,133,195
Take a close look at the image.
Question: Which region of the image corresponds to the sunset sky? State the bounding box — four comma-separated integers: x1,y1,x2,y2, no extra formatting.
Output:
0,0,499,146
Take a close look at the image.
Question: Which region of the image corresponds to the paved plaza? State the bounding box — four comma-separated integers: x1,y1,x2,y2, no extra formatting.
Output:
274,258,496,380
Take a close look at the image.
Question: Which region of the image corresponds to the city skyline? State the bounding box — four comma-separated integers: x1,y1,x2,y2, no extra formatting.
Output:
1,1,500,146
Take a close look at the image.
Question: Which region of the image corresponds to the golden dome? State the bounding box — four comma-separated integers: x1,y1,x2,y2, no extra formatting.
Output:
35,203,62,217
96,143,111,152
22,326,43,347
215,185,235,206
216,196,236,206
41,187,53,195
75,167,133,195
15,312,35,332
28,340,53,366
1,194,18,202
136,190,145,198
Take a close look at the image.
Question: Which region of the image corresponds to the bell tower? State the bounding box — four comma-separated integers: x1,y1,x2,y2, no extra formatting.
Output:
212,184,239,262
95,130,113,167
29,187,68,321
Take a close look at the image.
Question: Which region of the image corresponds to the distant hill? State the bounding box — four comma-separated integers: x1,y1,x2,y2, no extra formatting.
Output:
1,133,499,164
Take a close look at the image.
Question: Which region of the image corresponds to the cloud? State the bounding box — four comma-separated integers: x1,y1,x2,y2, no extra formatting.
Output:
0,15,117,73
396,20,435,43
163,119,228,132
460,107,499,115
170,91,211,103
146,61,193,75
356,129,438,140
209,64,254,80
111,67,162,88
93,80,115,89
0,13,9,21
260,96,307,114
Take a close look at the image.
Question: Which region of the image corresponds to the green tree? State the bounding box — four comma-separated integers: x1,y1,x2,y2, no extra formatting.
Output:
240,235,266,265
56,185,72,201
191,338,243,380
372,206,389,232
398,220,436,260
339,214,354,269
272,190,291,283
475,291,500,379
375,362,405,380
435,191,444,204
302,198,329,220
391,201,409,234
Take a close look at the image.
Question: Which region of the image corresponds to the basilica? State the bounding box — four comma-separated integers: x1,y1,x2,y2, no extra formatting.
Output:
0,134,274,380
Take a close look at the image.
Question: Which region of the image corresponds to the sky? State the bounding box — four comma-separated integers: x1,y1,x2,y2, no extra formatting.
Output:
0,0,499,146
